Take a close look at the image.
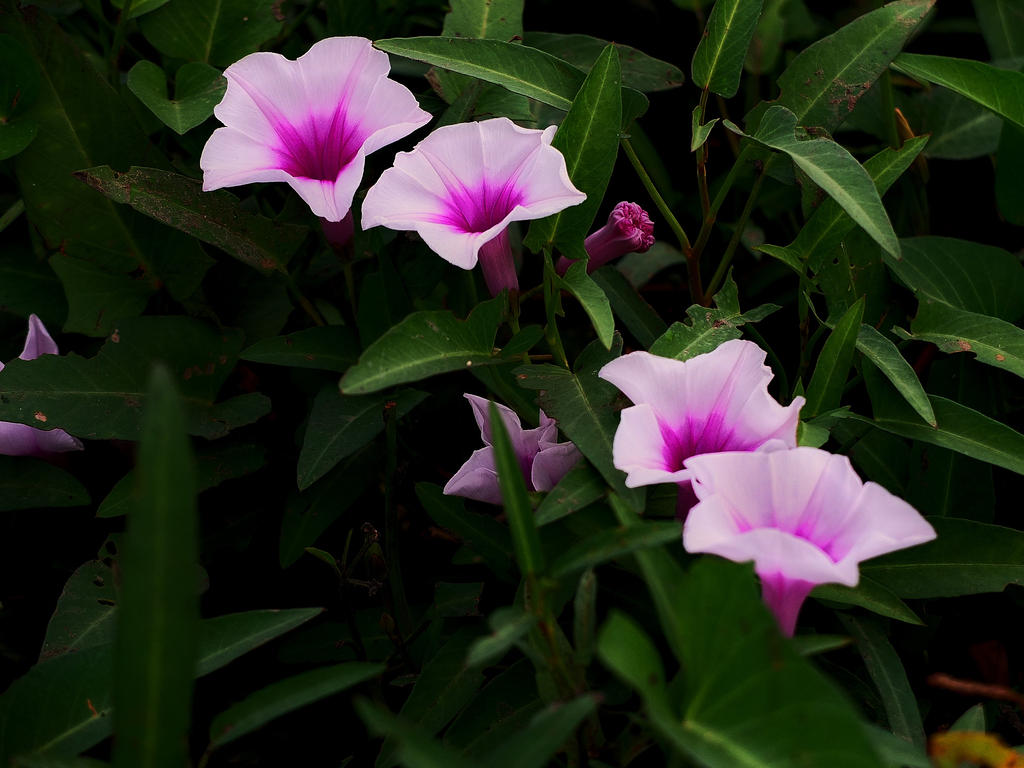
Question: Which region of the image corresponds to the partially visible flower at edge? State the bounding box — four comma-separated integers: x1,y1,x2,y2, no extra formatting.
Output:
361,117,587,296
682,448,936,636
0,315,84,457
556,201,655,276
444,394,580,505
598,339,804,516
200,36,431,239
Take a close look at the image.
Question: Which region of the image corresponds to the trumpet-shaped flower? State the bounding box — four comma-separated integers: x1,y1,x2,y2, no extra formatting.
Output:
556,201,655,275
362,117,587,296
201,37,431,223
683,448,936,635
444,394,580,505
598,340,803,513
0,315,84,456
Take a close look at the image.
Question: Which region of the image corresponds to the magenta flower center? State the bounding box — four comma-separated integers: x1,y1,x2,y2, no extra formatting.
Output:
658,413,756,472
274,112,365,182
441,180,524,234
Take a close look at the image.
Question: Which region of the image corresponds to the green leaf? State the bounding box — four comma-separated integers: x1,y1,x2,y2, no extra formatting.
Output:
550,521,682,579
375,37,585,110
863,517,1024,598
138,0,283,67
340,297,506,395
0,245,66,327
110,0,170,18
526,32,685,91
489,402,544,576
596,610,666,703
892,53,1024,130
911,87,1001,160
616,241,687,288
126,61,225,135
733,106,899,258
416,483,514,581
691,105,719,151
525,44,621,263
951,703,986,732
0,316,269,441
0,457,89,511
897,298,1024,381
240,326,360,372
860,367,1024,475
442,0,522,39
609,494,687,662
855,324,935,427
515,338,643,509
804,297,864,417
0,608,320,762
358,700,477,768
97,441,267,518
434,582,484,618
12,757,109,768
760,136,927,273
113,366,199,768
209,662,383,749
692,0,765,98
887,237,1024,321
813,576,924,626
974,0,1024,58
534,461,605,526
749,0,935,133
555,261,615,349
591,266,667,349
75,166,309,275
39,560,117,661
297,388,426,490
839,615,925,748
996,122,1024,225
612,558,883,767
866,725,932,768
573,568,598,666
649,274,780,360
376,631,485,768
465,607,537,667
487,695,597,768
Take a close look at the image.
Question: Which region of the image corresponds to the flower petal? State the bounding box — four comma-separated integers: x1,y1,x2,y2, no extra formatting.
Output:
21,314,59,360
0,421,83,457
531,441,580,492
612,404,691,488
443,446,503,505
201,128,295,191
833,481,937,565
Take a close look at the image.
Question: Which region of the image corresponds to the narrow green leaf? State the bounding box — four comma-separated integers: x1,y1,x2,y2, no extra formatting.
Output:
489,402,544,576
887,237,1024,322
973,0,1024,59
466,607,537,667
487,695,597,768
734,107,899,258
863,517,1024,597
109,0,169,18
375,37,585,110
591,266,667,349
555,261,615,349
340,297,506,394
951,704,986,732
692,0,765,97
691,105,719,151
892,53,1024,130
297,388,427,490
866,725,932,768
0,457,89,511
573,569,598,667
358,700,477,768
840,615,925,748
898,299,1024,380
550,522,681,578
39,560,117,661
434,582,484,618
527,32,684,91
855,324,935,427
195,609,324,676
596,610,666,703
804,298,864,417
75,166,308,275
813,576,924,626
209,662,384,749
113,366,198,768
126,61,224,135
534,461,605,526
525,44,621,259
240,326,360,372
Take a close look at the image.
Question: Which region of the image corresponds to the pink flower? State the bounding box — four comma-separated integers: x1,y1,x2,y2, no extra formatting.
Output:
200,37,431,223
444,394,580,505
556,201,655,275
683,448,936,636
361,117,587,296
0,315,84,456
598,340,803,514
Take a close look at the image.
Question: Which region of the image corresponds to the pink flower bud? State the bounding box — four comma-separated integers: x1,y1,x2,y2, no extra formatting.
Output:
557,201,655,275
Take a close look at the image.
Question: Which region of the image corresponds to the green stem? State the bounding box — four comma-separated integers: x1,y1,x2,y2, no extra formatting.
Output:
879,69,900,149
542,252,569,368
704,168,765,300
384,404,413,639
621,138,703,304
696,87,712,220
